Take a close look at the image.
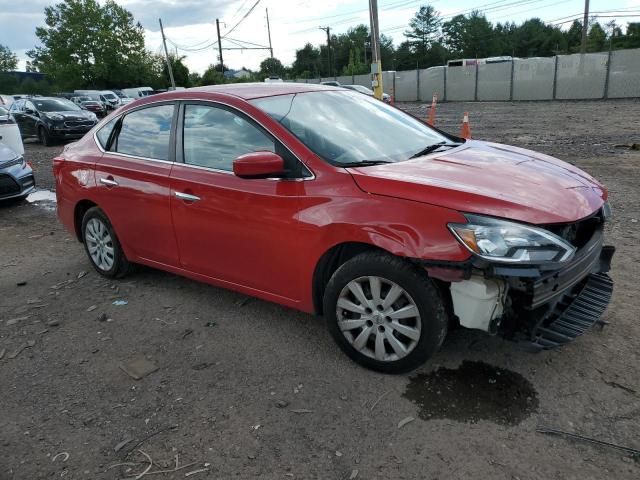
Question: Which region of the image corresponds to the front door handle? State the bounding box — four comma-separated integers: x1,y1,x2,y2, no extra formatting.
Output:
99,177,118,187
175,192,201,202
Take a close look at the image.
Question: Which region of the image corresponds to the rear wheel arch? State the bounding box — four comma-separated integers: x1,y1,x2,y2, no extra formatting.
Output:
74,200,98,242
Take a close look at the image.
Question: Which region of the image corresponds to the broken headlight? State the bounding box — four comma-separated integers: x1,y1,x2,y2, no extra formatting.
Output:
448,214,576,264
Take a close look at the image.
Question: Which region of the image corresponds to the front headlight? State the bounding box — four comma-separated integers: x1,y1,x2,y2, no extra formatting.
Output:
448,214,576,264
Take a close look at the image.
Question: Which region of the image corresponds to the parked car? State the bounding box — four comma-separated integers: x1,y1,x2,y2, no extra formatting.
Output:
121,87,154,99
0,94,15,108
0,142,35,201
10,97,98,146
0,105,25,155
263,76,283,83
112,90,134,105
72,96,107,117
321,81,341,86
54,83,614,373
98,90,121,110
342,84,391,103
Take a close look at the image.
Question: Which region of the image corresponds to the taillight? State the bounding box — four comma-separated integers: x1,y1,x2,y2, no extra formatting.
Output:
52,156,65,177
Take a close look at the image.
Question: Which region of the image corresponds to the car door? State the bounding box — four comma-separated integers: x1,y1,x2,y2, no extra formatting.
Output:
92,102,181,267
10,101,28,137
169,101,309,302
22,100,39,137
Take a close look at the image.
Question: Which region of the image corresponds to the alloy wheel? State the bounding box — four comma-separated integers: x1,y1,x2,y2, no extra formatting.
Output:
336,276,422,362
85,217,115,271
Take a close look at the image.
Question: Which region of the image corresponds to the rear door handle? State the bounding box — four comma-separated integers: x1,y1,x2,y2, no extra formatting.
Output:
99,177,118,187
175,192,201,202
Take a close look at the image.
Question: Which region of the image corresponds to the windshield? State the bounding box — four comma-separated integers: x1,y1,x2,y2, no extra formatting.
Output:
102,93,117,100
251,91,450,165
34,98,82,112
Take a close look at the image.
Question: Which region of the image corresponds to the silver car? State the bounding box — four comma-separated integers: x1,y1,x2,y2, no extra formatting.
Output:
0,142,35,201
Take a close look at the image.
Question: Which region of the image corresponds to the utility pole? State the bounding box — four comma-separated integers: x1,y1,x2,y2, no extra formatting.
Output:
319,26,332,77
266,8,274,58
368,0,383,99
216,18,224,73
159,18,176,89
580,0,589,53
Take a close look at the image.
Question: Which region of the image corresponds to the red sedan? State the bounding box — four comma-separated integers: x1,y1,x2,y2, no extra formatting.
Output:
54,83,614,373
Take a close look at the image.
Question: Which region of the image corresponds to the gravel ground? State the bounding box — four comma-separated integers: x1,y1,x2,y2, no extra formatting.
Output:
1,99,639,479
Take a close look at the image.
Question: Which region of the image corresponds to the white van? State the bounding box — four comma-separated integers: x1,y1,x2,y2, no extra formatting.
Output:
121,87,154,99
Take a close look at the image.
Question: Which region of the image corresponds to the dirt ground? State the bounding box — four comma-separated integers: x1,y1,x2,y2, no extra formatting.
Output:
1,100,639,479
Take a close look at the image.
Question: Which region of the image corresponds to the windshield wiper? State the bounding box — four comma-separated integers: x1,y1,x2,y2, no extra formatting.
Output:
338,160,393,167
409,142,461,159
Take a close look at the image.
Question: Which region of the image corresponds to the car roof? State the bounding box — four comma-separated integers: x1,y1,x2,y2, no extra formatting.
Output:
185,82,342,100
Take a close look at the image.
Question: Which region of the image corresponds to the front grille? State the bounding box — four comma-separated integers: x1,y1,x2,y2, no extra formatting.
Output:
525,273,613,350
0,156,22,169
0,174,20,195
545,208,604,249
64,120,94,128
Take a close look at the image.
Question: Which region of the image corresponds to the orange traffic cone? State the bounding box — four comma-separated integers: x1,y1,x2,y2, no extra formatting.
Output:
427,93,437,126
459,112,472,139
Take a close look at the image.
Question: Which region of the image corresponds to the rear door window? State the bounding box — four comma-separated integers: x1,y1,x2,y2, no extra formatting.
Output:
114,104,174,161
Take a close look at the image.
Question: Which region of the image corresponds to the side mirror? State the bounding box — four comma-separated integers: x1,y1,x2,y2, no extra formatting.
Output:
25,108,36,115
233,151,285,179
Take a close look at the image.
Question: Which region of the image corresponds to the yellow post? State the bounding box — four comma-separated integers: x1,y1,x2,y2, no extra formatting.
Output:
372,61,383,100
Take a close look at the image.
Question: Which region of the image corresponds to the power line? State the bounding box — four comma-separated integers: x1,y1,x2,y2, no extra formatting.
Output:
222,0,261,38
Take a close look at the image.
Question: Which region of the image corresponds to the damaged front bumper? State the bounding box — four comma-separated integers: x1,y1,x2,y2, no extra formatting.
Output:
424,226,615,351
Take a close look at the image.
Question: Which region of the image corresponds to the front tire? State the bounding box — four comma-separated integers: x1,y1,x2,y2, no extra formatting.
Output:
324,252,448,373
38,126,52,146
81,207,132,278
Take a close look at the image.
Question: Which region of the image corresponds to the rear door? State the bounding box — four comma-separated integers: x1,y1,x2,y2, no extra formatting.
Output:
169,101,309,301
92,102,180,267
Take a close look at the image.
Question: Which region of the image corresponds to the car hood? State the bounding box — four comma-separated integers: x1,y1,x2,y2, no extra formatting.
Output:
0,142,18,161
347,140,607,224
49,110,94,119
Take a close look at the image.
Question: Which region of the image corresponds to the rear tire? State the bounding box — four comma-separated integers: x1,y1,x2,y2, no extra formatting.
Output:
323,251,448,374
38,126,52,146
81,207,132,278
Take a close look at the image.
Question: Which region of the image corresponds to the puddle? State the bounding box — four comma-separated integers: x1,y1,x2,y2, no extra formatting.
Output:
26,190,57,211
403,361,538,425
27,190,57,203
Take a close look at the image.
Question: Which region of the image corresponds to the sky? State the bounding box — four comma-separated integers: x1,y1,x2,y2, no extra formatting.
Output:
1,0,640,74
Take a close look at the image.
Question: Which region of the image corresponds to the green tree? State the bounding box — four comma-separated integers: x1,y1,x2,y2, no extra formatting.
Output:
292,43,321,78
27,0,154,89
623,22,640,48
188,72,202,87
163,55,190,87
0,44,18,71
259,57,285,78
565,20,583,52
404,5,441,50
587,22,606,52
201,65,225,85
443,11,496,58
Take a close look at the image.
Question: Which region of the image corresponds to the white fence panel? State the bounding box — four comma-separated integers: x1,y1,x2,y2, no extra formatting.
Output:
419,67,445,102
446,66,476,101
394,70,418,101
353,74,370,87
608,48,640,98
512,58,555,100
477,62,511,101
556,53,608,99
